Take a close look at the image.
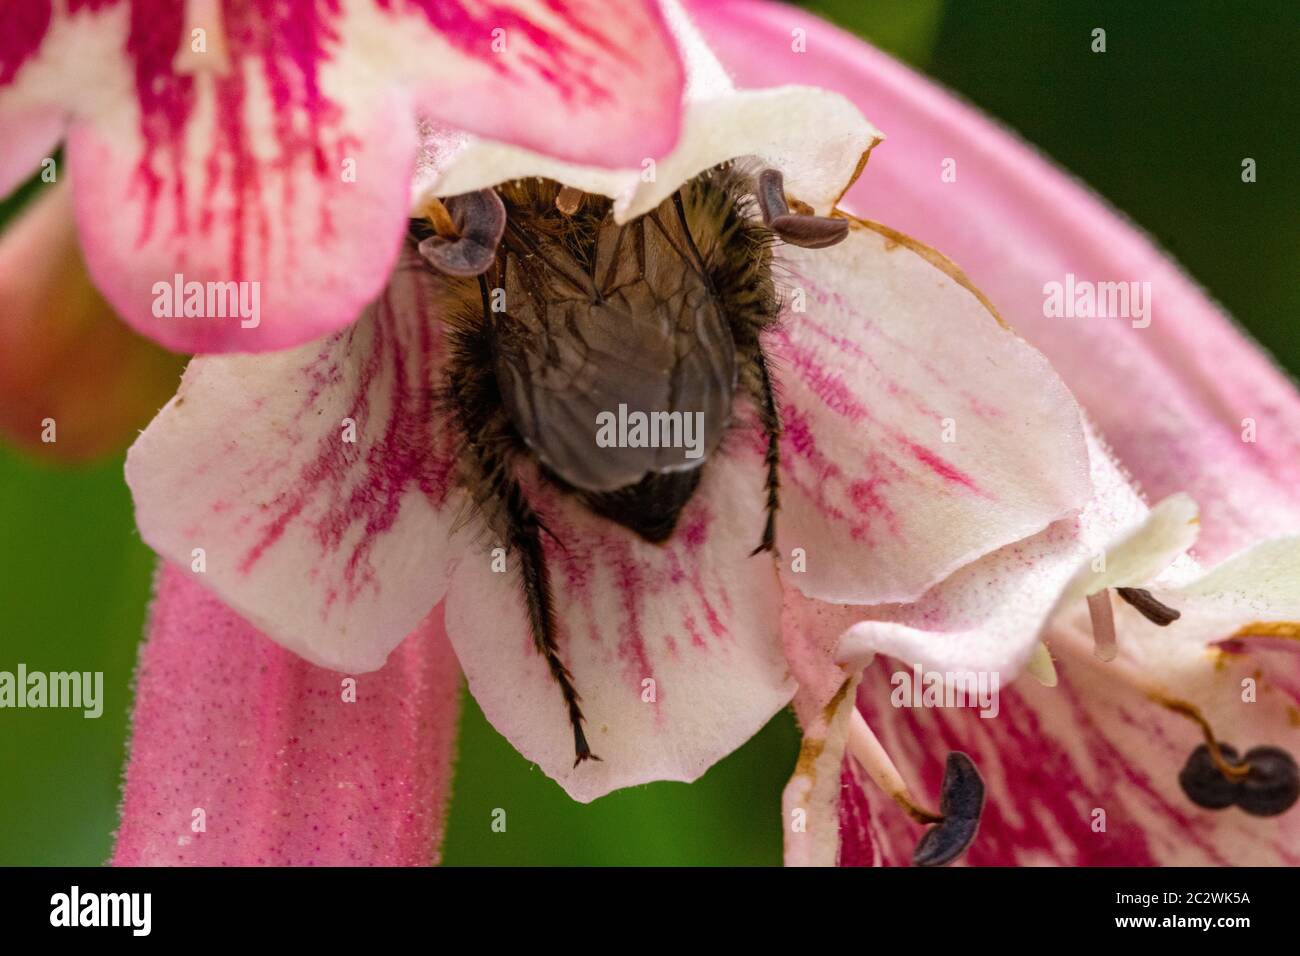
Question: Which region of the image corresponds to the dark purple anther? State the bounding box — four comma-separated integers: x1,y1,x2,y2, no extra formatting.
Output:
756,168,849,249
418,188,507,277
1178,742,1299,816
913,752,985,867
1179,743,1243,810
1238,746,1300,817
1116,587,1181,626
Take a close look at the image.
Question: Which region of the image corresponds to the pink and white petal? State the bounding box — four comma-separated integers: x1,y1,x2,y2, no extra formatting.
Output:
688,0,1300,560
826,497,1300,867
835,429,1197,680
5,1,419,353
0,0,118,194
125,242,463,673
781,582,860,866
68,55,418,353
773,220,1090,606
414,1,880,223
69,97,416,354
365,0,685,168
4,0,689,353
114,563,462,866
848,620,1300,866
781,669,859,867
444,451,794,802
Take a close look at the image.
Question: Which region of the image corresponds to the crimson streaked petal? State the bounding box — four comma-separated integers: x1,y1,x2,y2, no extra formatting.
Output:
845,627,1300,866
125,241,463,673
772,221,1090,606
444,451,794,803
2,0,688,353
835,429,1199,678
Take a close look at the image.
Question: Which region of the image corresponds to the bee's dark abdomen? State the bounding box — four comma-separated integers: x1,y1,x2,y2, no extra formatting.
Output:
565,467,703,544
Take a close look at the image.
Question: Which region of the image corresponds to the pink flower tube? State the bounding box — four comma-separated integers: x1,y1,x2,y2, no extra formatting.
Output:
113,565,461,865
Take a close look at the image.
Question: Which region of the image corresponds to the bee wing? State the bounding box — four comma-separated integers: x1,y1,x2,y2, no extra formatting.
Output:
494,212,736,494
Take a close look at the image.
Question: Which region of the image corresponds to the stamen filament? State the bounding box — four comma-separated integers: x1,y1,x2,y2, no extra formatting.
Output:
415,197,460,239
1086,591,1118,661
1155,697,1250,780
1096,650,1252,781
847,709,943,825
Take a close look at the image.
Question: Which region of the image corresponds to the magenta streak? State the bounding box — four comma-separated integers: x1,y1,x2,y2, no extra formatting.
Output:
0,0,52,85
384,0,615,103
794,270,1001,425
837,763,875,866
126,0,194,244
103,0,359,287
780,404,897,543
858,672,1158,866
681,612,707,651
771,329,869,423
607,538,656,697
905,440,982,495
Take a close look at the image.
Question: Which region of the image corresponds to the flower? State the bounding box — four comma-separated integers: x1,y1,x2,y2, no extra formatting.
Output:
685,0,1300,865
0,0,687,353
113,1,1098,864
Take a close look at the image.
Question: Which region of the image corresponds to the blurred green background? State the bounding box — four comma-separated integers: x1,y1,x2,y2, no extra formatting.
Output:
1,1,1296,865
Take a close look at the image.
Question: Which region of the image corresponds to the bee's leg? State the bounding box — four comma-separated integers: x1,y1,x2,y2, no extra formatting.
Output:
444,322,596,766
473,444,598,764
743,342,782,556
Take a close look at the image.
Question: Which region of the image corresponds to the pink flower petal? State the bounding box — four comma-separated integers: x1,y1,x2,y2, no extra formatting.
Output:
390,0,685,167
125,241,462,672
69,96,417,354
3,0,686,353
114,563,461,866
444,451,795,803
689,0,1300,561
771,221,1090,605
